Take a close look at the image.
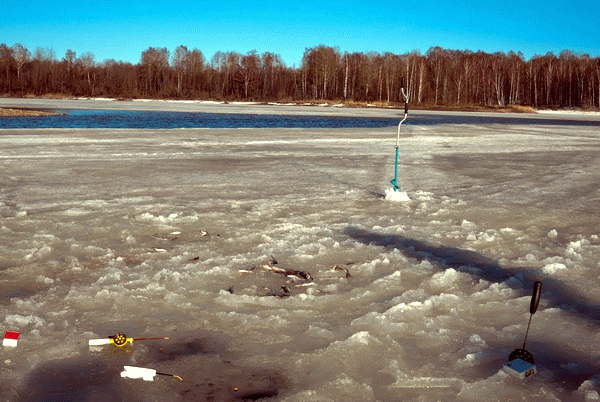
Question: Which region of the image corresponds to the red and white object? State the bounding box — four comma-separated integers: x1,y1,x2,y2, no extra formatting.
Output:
3,331,20,347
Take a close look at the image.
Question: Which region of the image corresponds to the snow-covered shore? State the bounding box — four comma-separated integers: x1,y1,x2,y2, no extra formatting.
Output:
537,109,600,116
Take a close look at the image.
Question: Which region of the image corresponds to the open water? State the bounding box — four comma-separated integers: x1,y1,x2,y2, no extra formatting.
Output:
1,109,600,129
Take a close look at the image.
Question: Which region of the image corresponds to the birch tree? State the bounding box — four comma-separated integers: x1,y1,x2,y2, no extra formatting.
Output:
141,47,169,96
172,45,189,95
79,52,95,95
13,43,29,83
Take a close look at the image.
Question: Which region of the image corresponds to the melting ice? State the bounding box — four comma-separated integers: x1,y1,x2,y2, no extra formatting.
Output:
1,100,600,401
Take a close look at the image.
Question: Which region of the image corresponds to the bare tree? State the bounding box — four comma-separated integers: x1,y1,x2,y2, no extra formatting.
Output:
491,52,507,106
427,46,447,104
141,47,169,96
318,46,340,99
32,47,56,94
507,51,524,105
172,45,189,95
0,44,13,91
342,53,350,99
543,52,557,106
362,52,379,101
226,52,241,98
64,49,76,70
187,49,205,96
448,50,465,105
595,58,600,108
345,52,364,100
575,54,591,107
13,43,30,82
260,52,282,99
236,51,260,99
302,45,340,99
527,56,542,107
416,54,426,104
79,52,95,95
372,53,385,102
383,53,401,103
1,41,598,108
405,51,425,104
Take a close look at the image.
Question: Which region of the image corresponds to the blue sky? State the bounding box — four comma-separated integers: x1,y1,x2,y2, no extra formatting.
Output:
2,0,598,67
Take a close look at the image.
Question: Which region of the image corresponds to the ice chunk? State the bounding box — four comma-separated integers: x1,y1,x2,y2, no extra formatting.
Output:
585,391,599,401
36,275,54,284
429,268,461,289
342,331,379,346
568,239,588,249
479,231,496,242
461,220,477,230
458,351,486,367
575,380,600,401
469,334,486,346
542,262,567,274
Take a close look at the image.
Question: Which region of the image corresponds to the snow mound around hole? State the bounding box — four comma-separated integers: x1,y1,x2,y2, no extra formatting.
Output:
384,188,410,202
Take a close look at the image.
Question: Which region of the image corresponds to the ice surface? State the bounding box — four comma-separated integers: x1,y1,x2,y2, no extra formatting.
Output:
1,99,600,401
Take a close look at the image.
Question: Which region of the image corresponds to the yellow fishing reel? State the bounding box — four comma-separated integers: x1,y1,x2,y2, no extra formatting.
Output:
110,332,133,347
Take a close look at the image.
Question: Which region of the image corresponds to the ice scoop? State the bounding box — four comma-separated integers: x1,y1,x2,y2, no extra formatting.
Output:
503,281,542,379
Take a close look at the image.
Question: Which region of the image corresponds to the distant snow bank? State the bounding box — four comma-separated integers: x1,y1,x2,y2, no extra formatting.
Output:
537,109,600,116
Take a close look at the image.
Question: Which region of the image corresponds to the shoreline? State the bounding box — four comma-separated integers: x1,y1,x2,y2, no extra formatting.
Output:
1,96,599,119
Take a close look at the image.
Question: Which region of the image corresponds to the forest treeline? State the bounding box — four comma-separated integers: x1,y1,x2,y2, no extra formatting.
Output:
1,43,599,109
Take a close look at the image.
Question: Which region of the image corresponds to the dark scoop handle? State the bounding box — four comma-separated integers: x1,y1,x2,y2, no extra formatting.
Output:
530,281,542,314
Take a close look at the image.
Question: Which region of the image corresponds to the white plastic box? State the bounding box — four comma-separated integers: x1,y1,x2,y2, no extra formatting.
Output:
503,358,537,379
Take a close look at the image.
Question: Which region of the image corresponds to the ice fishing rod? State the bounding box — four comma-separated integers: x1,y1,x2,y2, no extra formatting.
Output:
121,365,183,381
390,78,409,192
88,332,170,347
